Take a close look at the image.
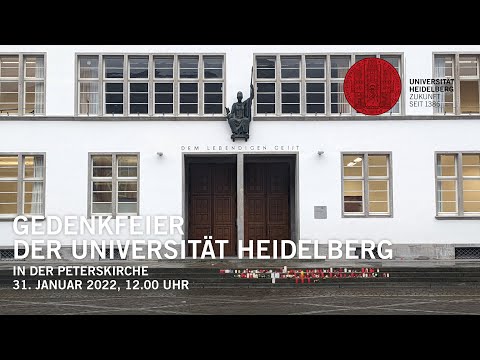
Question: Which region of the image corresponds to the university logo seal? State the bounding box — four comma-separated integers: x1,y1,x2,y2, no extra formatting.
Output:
343,58,402,115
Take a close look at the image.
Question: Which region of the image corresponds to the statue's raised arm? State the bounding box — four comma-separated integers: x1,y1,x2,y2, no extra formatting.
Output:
249,66,255,101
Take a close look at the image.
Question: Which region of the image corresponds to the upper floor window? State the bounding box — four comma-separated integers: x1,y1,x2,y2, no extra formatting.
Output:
434,54,480,115
331,55,350,115
354,54,401,114
0,54,45,116
254,53,402,117
76,54,225,117
436,152,480,217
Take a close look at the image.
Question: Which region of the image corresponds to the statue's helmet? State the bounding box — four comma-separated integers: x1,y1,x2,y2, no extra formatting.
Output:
237,91,243,99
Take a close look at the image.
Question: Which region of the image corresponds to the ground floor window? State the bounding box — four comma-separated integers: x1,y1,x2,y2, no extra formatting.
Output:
342,153,392,217
437,152,480,217
0,154,45,218
89,153,139,217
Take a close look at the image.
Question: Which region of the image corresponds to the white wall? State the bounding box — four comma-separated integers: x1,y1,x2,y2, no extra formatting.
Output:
1,45,480,249
0,118,479,246
0,44,479,116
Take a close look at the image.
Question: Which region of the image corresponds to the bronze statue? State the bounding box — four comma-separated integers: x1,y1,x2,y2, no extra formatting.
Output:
226,71,254,142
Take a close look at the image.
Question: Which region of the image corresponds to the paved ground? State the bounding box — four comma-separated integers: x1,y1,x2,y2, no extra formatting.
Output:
1,286,480,315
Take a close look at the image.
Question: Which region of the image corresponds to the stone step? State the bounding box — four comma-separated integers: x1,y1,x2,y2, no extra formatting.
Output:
2,272,480,280
1,267,480,288
2,275,480,284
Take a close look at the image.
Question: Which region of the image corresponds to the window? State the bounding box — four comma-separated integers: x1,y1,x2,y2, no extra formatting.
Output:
0,54,45,116
203,56,224,114
257,82,275,114
434,54,480,115
380,55,401,114
330,56,351,114
204,56,223,79
90,154,139,217
155,83,173,115
129,83,148,114
254,53,402,117
204,83,223,114
281,83,300,114
255,56,277,115
79,56,100,115
129,56,148,115
77,54,225,117
306,56,326,115
352,54,401,115
178,56,199,115
104,56,124,115
0,154,45,218
459,55,479,114
436,153,480,217
281,56,300,79
280,56,300,114
433,55,455,114
129,56,148,79
154,56,174,115
342,153,392,217
179,83,198,114
179,56,198,79
155,56,173,79
256,56,276,79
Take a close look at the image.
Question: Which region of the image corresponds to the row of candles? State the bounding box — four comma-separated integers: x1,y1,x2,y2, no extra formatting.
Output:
219,267,390,283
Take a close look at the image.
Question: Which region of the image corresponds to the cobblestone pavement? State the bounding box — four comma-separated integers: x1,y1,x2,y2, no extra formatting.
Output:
1,286,480,315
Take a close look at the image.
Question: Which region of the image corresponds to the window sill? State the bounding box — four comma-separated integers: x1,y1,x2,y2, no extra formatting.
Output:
253,115,480,121
0,215,45,222
88,215,139,219
342,215,392,218
436,216,480,220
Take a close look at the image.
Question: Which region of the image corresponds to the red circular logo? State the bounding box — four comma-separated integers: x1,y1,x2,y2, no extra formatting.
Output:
343,58,402,115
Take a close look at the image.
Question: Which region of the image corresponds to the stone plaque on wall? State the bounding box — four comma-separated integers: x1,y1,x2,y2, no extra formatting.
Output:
314,206,327,219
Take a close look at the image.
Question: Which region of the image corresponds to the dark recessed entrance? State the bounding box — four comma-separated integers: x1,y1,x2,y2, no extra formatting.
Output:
186,156,237,257
244,155,295,256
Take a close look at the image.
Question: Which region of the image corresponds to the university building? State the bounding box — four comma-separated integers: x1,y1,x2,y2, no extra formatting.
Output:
0,45,479,261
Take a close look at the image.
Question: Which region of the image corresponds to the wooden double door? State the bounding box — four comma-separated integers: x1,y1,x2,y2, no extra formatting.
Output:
187,158,292,257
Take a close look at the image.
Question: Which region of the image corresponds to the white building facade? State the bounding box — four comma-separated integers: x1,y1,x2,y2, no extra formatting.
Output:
0,45,479,261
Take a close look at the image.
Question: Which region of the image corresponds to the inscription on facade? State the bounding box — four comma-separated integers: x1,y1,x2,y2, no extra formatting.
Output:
181,145,300,152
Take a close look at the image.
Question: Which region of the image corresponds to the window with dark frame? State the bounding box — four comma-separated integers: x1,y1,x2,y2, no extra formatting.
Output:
203,56,224,115
104,56,124,115
178,56,199,115
330,55,351,114
306,55,326,115
129,56,149,115
76,54,225,117
179,82,198,115
254,53,402,117
155,56,174,115
280,56,301,114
